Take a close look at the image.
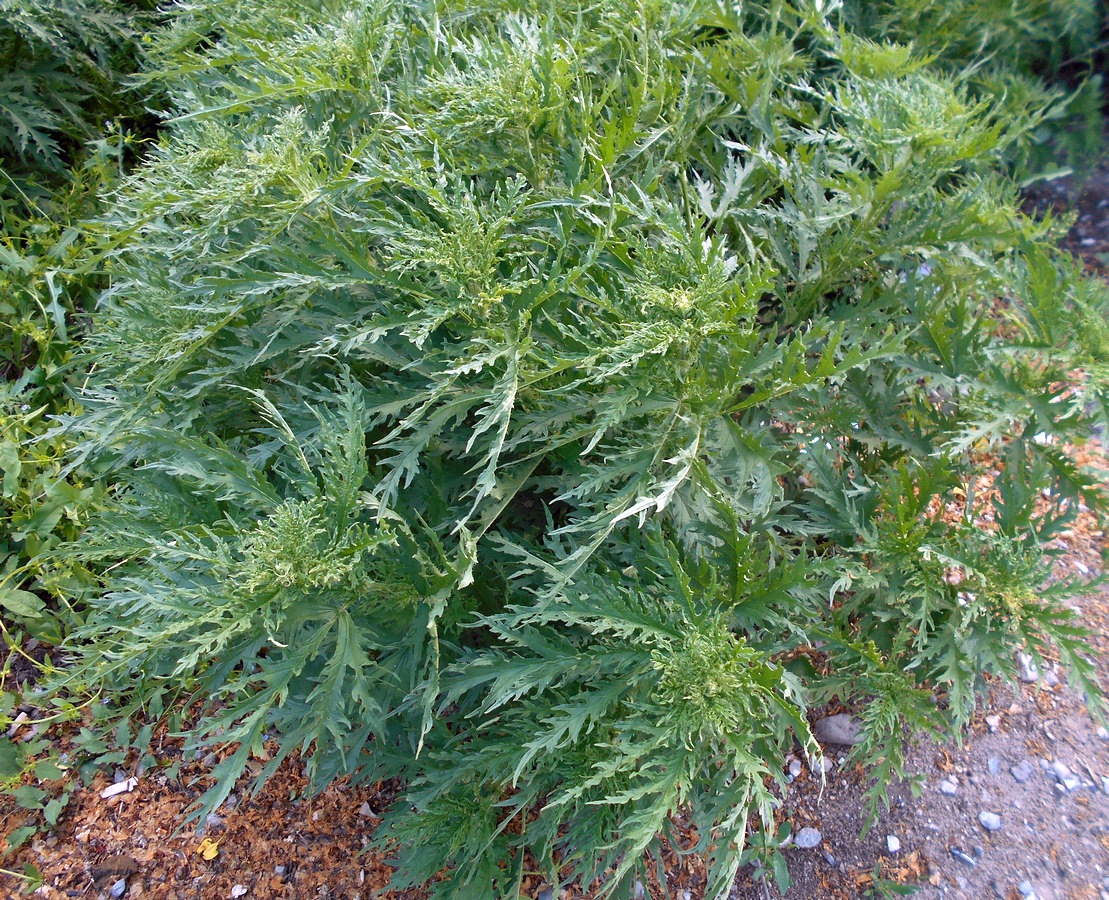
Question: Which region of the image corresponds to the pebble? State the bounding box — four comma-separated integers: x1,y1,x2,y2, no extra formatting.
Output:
978,811,1002,832
985,715,1001,733
794,827,822,849
1096,726,1108,741
788,759,802,778
821,757,835,774
813,714,862,746
1018,652,1040,683
206,813,223,829
109,881,127,899
886,835,901,854
1018,880,1037,899
950,846,977,867
1011,760,1036,783
940,777,959,795
987,756,1001,775
231,887,248,899
1051,761,1072,781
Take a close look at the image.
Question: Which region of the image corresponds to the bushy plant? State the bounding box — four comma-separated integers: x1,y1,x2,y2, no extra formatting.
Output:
0,0,155,178
841,0,1107,176
57,1,1107,896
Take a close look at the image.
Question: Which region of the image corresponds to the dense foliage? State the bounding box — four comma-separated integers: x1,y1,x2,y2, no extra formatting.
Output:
37,0,1109,896
0,0,154,644
843,0,1108,178
0,1,155,872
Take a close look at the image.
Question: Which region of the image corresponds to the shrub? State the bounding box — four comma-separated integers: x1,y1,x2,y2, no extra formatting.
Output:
60,1,1107,896
841,0,1108,177
0,0,156,178
1,0,154,649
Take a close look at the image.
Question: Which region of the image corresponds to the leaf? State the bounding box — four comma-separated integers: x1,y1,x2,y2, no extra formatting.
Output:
43,793,68,826
0,587,46,620
0,442,21,499
34,759,66,781
3,826,37,856
197,837,221,861
9,784,47,810
0,737,23,780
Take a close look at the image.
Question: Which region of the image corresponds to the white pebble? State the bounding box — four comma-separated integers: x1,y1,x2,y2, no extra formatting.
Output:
886,835,901,854
978,811,1002,832
794,827,822,849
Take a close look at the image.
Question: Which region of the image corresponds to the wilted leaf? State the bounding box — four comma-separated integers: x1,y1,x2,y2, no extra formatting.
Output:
197,837,221,861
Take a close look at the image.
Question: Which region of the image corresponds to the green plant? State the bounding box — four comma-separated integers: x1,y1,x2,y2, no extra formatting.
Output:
841,0,1107,177
0,134,147,644
0,0,153,178
55,1,1107,897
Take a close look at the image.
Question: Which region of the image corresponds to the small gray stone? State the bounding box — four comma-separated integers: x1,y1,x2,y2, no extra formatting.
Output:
788,758,802,778
813,713,862,746
939,777,959,796
1096,726,1109,741
886,835,901,854
1018,652,1039,683
274,866,287,876
950,846,976,867
794,827,822,849
1018,880,1036,899
821,757,834,774
987,757,1001,776
978,811,1002,832
109,880,127,899
1051,761,1072,781
1010,760,1036,783
537,890,553,900
206,813,223,829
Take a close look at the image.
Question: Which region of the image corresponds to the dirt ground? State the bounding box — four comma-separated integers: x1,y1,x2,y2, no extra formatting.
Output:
2,150,1109,900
